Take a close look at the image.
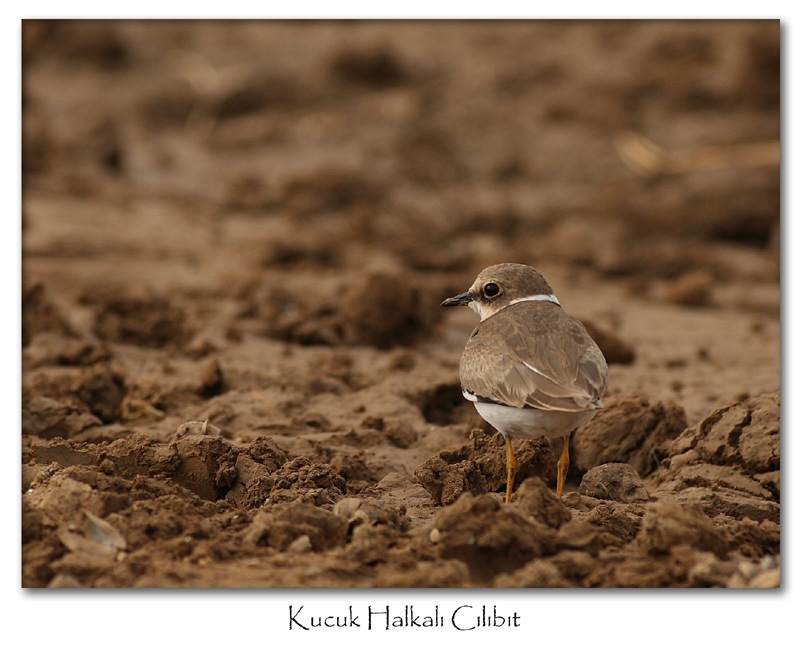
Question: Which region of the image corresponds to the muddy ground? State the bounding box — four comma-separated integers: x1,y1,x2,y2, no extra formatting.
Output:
21,20,780,588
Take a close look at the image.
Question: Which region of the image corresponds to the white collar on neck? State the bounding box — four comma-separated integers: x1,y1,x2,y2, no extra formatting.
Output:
508,294,561,307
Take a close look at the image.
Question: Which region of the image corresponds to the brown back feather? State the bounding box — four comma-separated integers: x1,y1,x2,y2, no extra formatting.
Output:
460,302,608,412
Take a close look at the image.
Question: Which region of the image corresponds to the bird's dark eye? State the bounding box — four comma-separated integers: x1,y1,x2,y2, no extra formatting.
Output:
483,282,502,298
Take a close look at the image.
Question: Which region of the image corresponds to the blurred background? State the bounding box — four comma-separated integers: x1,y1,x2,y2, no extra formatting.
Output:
22,20,779,299
22,19,781,424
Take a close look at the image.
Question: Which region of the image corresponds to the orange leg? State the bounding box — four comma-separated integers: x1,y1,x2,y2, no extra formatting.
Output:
504,434,518,504
556,433,570,499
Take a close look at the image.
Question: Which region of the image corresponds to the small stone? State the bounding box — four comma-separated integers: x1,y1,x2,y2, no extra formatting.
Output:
174,419,222,439
333,497,363,520
287,534,312,553
84,511,127,551
579,463,649,502
749,569,780,588
737,560,760,581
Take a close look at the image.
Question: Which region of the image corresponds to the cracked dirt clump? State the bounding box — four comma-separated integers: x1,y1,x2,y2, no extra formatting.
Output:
415,427,555,504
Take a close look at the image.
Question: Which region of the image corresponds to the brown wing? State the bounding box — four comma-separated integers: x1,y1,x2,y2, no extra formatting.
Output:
460,302,608,412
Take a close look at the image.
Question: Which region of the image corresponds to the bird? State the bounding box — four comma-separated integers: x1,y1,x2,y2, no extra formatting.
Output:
442,263,608,503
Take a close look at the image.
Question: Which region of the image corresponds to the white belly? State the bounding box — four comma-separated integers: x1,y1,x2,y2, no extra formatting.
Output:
473,402,598,440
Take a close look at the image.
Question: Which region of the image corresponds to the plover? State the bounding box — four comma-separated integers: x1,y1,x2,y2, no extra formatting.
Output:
442,263,608,503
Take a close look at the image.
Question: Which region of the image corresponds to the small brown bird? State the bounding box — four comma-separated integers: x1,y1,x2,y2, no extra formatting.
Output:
442,263,608,503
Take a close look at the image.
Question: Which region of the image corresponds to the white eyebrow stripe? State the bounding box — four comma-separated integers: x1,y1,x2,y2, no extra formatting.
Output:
509,294,561,306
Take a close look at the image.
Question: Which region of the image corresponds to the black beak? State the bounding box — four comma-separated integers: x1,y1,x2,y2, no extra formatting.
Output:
441,291,473,307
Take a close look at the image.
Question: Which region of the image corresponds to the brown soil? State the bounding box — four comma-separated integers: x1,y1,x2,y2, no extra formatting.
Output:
21,20,780,588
